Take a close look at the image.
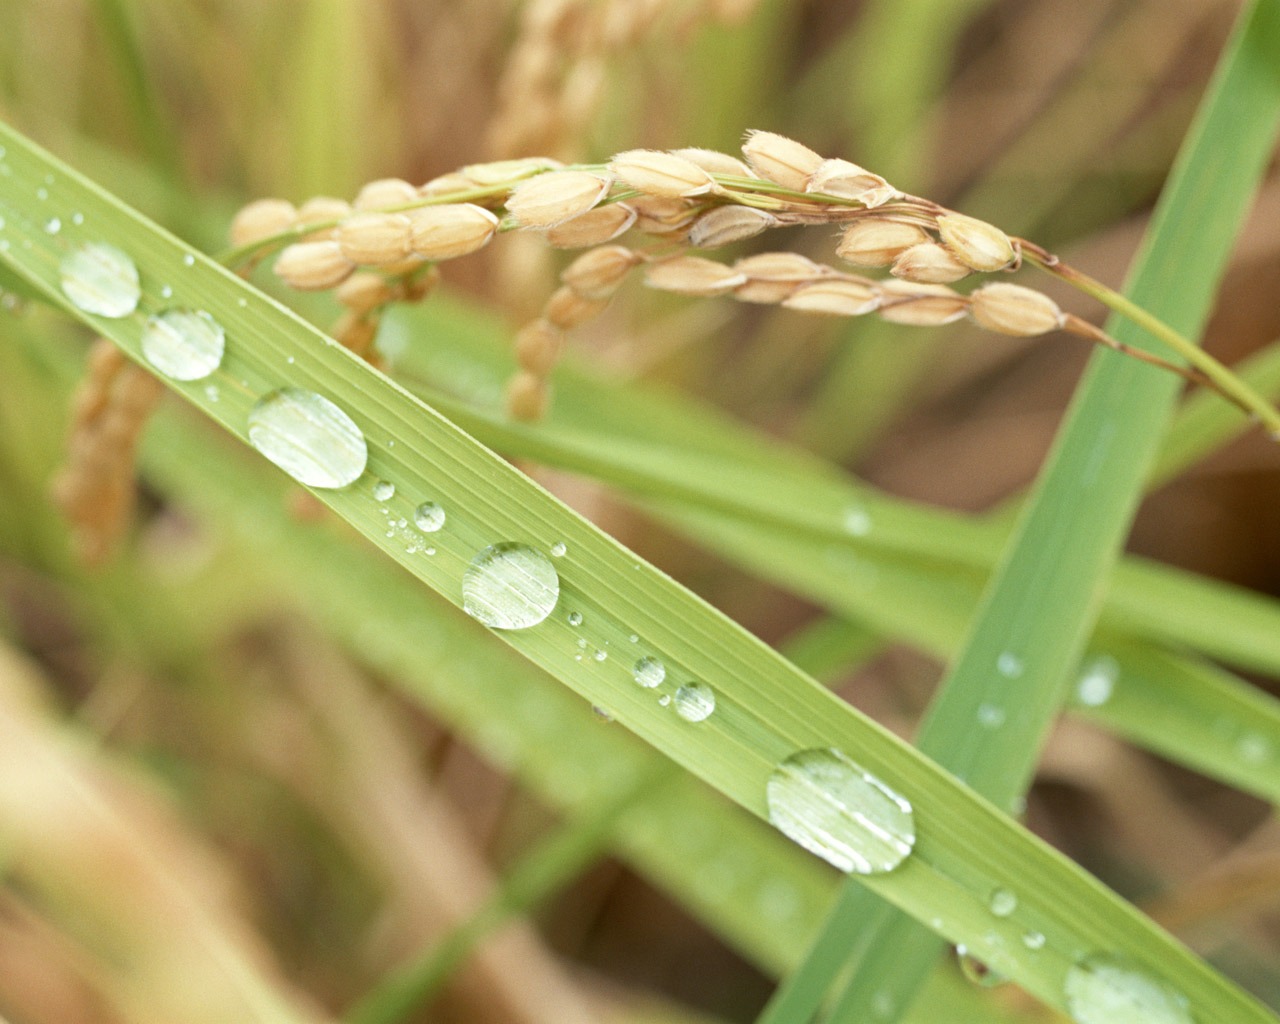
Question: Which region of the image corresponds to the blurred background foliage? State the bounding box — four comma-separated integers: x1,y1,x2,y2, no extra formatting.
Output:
0,0,1278,1022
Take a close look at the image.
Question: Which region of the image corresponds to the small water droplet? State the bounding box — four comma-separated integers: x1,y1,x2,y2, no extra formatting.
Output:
71,211,84,226
551,541,567,557
204,384,220,402
247,387,368,488
462,543,560,630
59,242,141,317
413,501,445,532
977,703,1006,728
160,284,173,299
870,991,895,1020
632,656,665,688
843,505,872,536
1237,732,1270,764
425,546,436,556
1064,955,1192,1024
43,174,54,185
1077,655,1118,707
372,480,395,501
44,216,61,234
567,611,583,627
576,637,588,649
141,308,225,381
629,633,639,643
36,187,48,200
674,682,715,722
592,705,613,722
996,652,1023,678
182,253,195,266
765,747,915,874
593,649,607,662
237,297,248,308
1022,930,1045,950
989,887,1017,917
957,946,1005,988
657,694,671,706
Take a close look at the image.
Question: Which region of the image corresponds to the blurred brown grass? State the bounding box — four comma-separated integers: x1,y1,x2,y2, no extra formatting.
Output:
1,0,1278,1021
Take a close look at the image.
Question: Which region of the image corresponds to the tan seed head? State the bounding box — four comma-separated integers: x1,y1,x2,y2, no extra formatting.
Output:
274,240,355,290
336,271,397,314
354,178,419,210
296,196,353,240
544,202,637,248
644,255,747,296
890,242,971,284
608,149,715,198
741,130,824,191
545,285,611,329
336,211,413,265
463,157,563,186
407,204,499,260
671,147,753,177
230,198,297,247
806,159,894,207
734,251,826,281
688,206,777,248
506,370,550,421
836,219,930,266
515,319,565,376
969,282,1064,336
418,172,476,198
877,281,968,326
506,171,612,228
782,278,881,317
936,213,1015,272
561,245,639,299
630,195,698,235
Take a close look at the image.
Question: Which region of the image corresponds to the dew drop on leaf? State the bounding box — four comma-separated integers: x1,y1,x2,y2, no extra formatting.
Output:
674,682,715,722
247,387,368,488
632,656,665,688
1064,955,1193,1024
372,480,395,501
60,241,140,318
462,543,560,630
141,309,225,381
414,502,445,532
766,747,915,874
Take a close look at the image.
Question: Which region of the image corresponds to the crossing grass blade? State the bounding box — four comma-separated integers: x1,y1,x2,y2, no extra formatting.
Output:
2,107,1278,1024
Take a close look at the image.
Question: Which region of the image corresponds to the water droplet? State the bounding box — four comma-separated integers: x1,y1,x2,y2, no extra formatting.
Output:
372,480,395,501
44,216,60,234
140,308,225,381
632,656,665,688
247,387,368,488
629,633,639,643
204,384,220,402
551,541,567,557
238,297,248,308
996,652,1023,678
36,187,48,200
567,611,583,626
71,212,84,226
765,747,915,874
869,991,895,1020
159,284,173,299
657,694,671,707
957,946,1005,988
593,649,607,662
1077,654,1119,706
1064,955,1192,1024
413,502,445,532
576,637,588,648
977,703,1006,728
462,543,560,630
59,242,140,317
989,887,1017,917
674,683,715,722
843,505,872,536
1022,930,1045,950
592,705,613,722
425,546,436,556
1237,731,1270,764
182,253,195,266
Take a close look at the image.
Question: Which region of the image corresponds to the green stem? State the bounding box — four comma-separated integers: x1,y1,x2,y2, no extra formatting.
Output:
1025,249,1280,437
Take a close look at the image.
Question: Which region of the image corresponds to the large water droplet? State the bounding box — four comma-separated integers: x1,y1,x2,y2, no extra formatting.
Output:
674,682,715,722
247,387,368,488
60,242,140,317
140,308,225,381
765,748,915,874
1064,955,1193,1024
462,543,560,630
1077,655,1118,707
632,656,665,688
989,887,1017,917
414,501,445,532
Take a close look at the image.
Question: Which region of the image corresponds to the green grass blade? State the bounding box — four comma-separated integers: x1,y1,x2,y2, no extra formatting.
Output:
1,120,1277,1024
807,1,1280,1019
